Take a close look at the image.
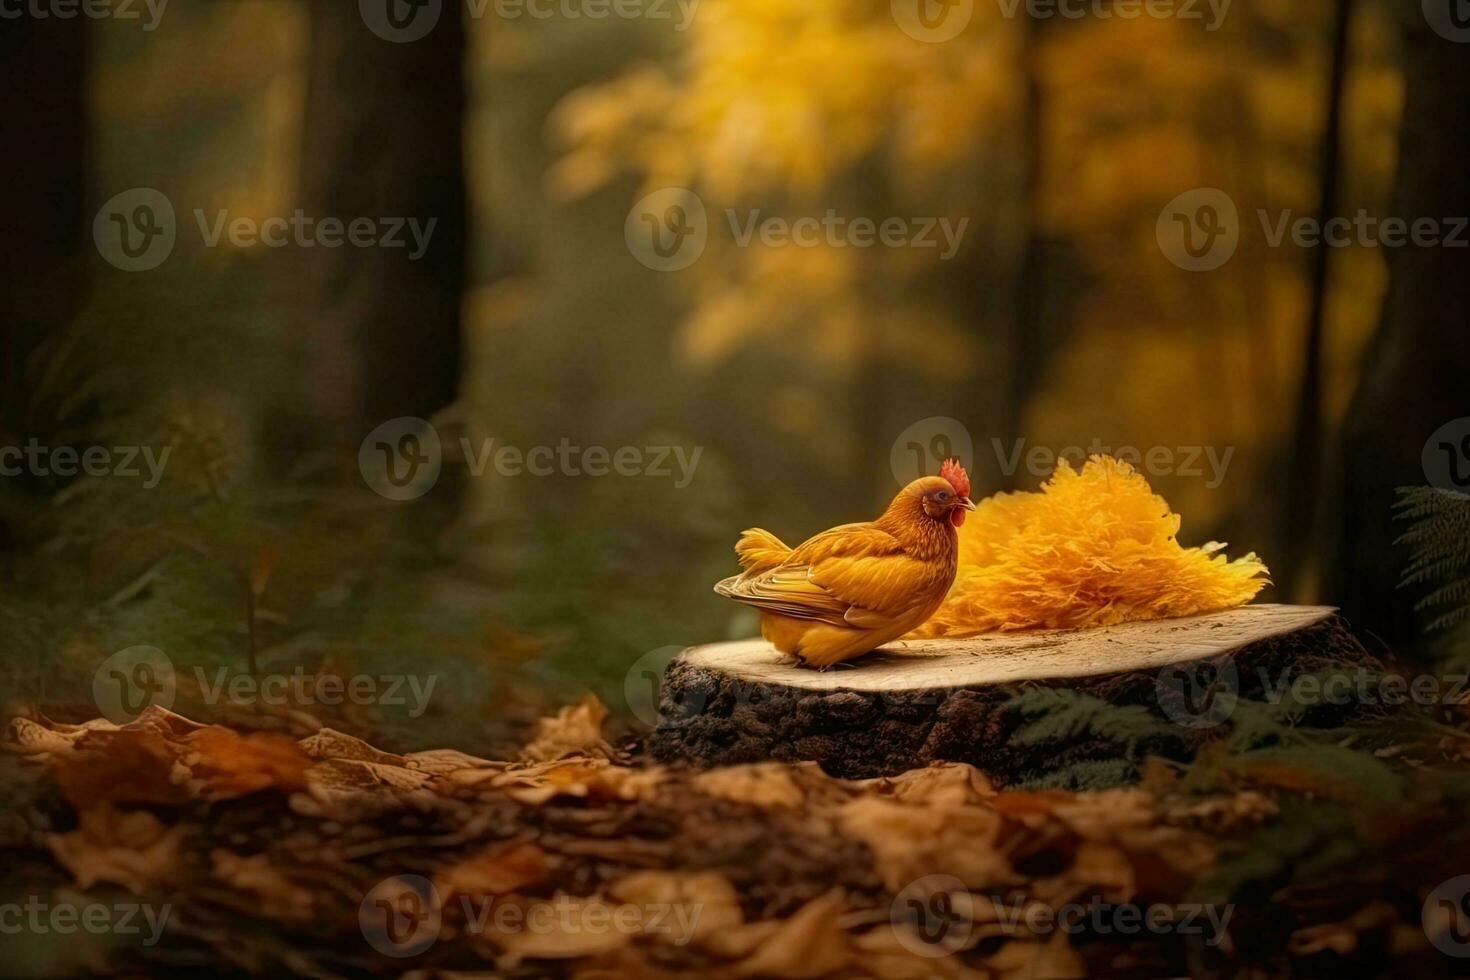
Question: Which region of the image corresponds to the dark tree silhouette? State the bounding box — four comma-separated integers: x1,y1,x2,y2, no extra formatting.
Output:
1006,15,1048,442
1326,6,1470,648
1281,0,1354,598
289,0,467,447
0,15,88,547
0,16,88,448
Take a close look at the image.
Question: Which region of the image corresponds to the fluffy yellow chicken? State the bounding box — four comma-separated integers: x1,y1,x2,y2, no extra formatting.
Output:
714,460,975,669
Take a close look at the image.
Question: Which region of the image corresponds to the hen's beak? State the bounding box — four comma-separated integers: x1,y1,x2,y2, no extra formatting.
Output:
959,497,976,511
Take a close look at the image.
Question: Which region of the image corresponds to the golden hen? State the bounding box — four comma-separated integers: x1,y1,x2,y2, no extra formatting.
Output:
714,460,975,669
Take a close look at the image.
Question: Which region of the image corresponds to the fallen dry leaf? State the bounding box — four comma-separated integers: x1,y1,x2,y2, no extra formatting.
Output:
520,694,611,762
860,763,995,808
298,727,406,766
609,870,744,949
734,889,852,978
694,763,805,809
50,729,192,808
1288,901,1399,957
211,850,314,920
437,840,552,900
493,894,634,965
851,924,992,979
183,727,312,799
840,795,1013,893
986,932,1087,980
3,702,1298,978
300,756,438,819
47,806,187,894
487,758,660,806
1056,841,1136,903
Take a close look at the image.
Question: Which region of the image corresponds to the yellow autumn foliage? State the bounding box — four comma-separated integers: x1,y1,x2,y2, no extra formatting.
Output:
913,456,1269,637
547,0,1013,201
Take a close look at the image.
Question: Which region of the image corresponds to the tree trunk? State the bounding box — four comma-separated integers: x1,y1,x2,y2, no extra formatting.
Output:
1004,16,1047,445
651,606,1378,781
0,15,88,544
289,0,467,446
1325,7,1470,648
1281,0,1354,598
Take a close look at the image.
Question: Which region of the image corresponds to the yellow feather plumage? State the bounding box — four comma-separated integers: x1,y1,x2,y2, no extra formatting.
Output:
910,456,1270,637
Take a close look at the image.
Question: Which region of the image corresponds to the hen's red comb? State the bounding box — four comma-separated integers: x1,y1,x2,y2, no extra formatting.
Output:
940,458,971,499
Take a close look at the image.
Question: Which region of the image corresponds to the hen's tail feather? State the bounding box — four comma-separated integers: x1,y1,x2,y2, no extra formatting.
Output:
734,527,792,573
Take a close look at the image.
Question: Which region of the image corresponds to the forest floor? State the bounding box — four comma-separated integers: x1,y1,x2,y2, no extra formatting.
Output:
4,694,1470,979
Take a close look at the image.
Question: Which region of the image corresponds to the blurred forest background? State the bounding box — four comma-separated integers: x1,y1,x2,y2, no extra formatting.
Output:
2,0,1467,752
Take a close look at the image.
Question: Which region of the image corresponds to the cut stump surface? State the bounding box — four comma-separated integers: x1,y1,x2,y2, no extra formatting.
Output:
650,605,1381,781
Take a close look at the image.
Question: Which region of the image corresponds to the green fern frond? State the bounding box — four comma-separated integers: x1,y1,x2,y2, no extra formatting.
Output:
1428,607,1470,632
1009,688,1178,750
1205,798,1359,899
1395,487,1470,634
1402,556,1468,587
1395,485,1470,523
1250,743,1407,805
1016,758,1138,792
1226,698,1298,751
1423,578,1470,607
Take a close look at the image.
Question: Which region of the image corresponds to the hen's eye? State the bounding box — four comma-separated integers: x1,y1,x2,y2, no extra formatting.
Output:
936,491,950,502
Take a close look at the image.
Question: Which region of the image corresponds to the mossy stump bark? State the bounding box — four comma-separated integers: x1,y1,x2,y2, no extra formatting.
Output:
650,605,1381,782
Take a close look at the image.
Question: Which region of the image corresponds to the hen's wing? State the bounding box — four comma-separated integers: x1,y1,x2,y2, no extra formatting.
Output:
716,523,932,630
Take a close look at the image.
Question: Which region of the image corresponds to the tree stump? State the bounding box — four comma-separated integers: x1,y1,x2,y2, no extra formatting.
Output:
650,605,1382,782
